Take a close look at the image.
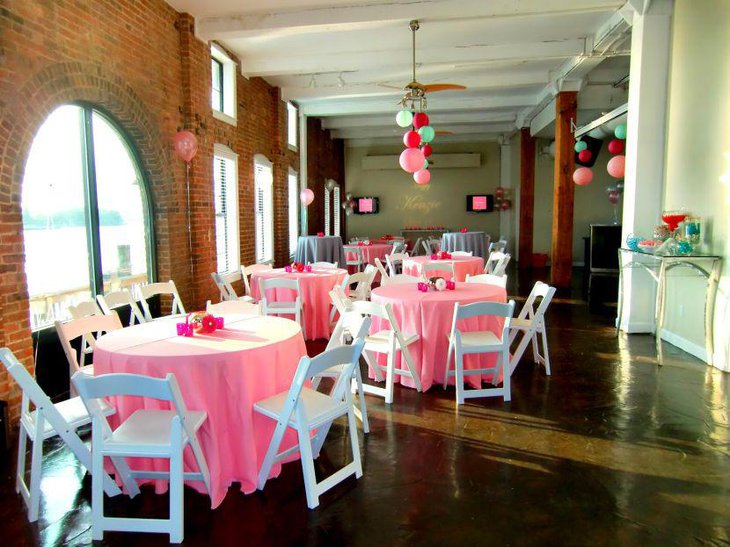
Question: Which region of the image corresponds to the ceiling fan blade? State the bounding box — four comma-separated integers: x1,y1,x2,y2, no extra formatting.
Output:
378,82,407,90
424,84,467,93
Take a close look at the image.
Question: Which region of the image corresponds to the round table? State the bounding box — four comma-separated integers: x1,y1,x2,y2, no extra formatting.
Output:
294,235,346,267
93,314,307,509
440,231,489,258
344,243,392,270
250,267,347,340
370,282,507,391
403,256,485,282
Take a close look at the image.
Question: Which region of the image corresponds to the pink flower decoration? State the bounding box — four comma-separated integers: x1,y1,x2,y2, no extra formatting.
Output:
417,282,429,292
201,314,217,333
304,264,312,272
317,232,324,237
446,280,456,290
460,228,468,233
430,254,438,260
285,265,292,273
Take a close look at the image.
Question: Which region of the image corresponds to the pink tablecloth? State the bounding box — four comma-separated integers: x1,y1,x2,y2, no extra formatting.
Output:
251,268,347,340
344,243,392,271
370,283,507,391
93,314,307,509
402,256,485,282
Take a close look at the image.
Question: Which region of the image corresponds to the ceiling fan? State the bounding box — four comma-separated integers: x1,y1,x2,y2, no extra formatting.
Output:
384,20,466,110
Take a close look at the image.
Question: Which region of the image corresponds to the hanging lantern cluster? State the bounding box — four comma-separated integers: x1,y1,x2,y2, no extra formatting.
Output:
572,138,594,186
341,192,356,216
494,186,512,211
605,123,626,206
397,109,434,184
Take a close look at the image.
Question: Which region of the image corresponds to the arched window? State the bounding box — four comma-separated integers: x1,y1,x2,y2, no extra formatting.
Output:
22,104,154,330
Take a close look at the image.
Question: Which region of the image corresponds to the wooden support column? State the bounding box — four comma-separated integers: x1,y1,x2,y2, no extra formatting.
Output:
550,91,577,287
518,127,535,269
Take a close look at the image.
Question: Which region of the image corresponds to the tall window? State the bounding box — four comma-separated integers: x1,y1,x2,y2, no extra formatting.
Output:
287,102,298,149
254,155,274,263
324,186,331,236
333,185,341,237
22,104,153,330
288,169,299,256
213,144,240,273
210,44,237,124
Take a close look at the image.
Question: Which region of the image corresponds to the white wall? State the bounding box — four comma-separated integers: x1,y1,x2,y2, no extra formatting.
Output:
661,0,730,370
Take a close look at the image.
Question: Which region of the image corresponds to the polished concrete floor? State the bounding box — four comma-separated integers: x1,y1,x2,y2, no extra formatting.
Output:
2,268,729,546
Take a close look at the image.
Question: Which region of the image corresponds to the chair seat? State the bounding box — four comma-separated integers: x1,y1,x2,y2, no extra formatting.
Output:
254,388,347,430
28,396,114,440
104,409,207,455
266,301,299,311
510,318,539,330
364,329,419,350
449,330,503,349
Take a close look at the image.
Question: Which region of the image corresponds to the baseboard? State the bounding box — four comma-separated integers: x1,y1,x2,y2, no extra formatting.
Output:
660,330,708,363
617,321,655,333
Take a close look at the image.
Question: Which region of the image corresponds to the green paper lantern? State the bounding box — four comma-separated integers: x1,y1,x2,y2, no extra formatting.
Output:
418,125,435,143
574,140,588,153
614,124,627,140
396,109,414,128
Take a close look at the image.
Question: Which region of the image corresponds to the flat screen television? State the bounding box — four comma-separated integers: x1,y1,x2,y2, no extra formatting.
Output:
466,194,494,212
354,196,379,214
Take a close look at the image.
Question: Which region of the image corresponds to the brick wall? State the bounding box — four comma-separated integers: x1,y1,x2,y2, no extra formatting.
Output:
306,117,346,235
0,1,343,419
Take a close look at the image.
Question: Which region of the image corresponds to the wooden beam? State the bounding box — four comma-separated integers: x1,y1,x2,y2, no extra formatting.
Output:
550,91,577,287
518,128,536,270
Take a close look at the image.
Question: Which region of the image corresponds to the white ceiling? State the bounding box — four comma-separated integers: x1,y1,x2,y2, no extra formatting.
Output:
166,0,633,146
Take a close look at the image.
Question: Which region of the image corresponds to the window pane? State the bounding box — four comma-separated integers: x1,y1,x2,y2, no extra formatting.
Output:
254,160,273,263
287,102,297,148
211,58,223,112
288,172,299,254
92,112,151,294
22,105,91,329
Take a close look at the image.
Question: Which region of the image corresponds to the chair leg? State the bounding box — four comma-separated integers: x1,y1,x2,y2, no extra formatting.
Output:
346,394,363,479
509,328,533,376
169,438,184,543
541,327,551,375
15,425,27,497
354,366,370,434
455,350,465,405
444,339,454,388
400,343,422,392
296,422,319,509
258,421,289,490
530,332,540,363
384,351,396,405
502,348,511,402
363,350,383,382
27,419,44,522
91,438,105,540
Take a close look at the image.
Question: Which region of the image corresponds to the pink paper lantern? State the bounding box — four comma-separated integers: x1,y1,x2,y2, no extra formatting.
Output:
413,112,430,129
403,130,421,148
607,155,626,178
413,169,431,185
573,167,593,186
300,188,314,206
399,148,426,173
173,130,198,163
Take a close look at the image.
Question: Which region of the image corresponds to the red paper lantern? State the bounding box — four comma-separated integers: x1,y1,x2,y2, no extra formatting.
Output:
578,149,592,163
413,112,430,129
403,130,421,148
421,143,433,157
608,139,625,155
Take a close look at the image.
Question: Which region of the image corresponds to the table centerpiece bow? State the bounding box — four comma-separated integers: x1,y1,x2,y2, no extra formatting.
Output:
431,251,452,260
177,312,224,337
284,262,312,273
417,277,456,292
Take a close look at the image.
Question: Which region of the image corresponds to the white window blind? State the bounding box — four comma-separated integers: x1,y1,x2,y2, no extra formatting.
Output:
254,155,274,263
288,170,299,255
287,102,298,149
333,185,341,237
213,144,239,273
324,187,331,236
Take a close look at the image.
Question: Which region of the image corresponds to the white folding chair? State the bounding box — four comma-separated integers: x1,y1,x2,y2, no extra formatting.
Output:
138,280,185,321
68,299,105,366
422,261,455,280
309,261,339,269
380,274,420,286
352,300,421,404
255,340,366,509
72,371,210,543
412,237,424,256
451,251,473,257
391,241,407,254
465,273,508,289
211,271,255,302
259,277,303,327
56,313,123,395
328,268,376,326
343,245,364,272
508,281,556,376
241,264,273,299
206,299,261,315
444,300,516,404
385,252,409,277
97,289,146,326
489,239,508,254
484,251,511,276
373,257,390,281
0,348,122,523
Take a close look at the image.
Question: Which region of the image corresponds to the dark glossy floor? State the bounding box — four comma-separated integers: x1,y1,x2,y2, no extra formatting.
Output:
2,267,729,546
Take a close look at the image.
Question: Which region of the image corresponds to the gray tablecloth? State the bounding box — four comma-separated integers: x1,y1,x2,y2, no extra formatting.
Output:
440,231,489,258
294,235,346,266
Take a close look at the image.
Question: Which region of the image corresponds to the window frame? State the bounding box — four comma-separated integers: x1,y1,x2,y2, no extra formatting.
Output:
211,57,224,113
213,143,240,274
254,154,274,264
210,44,237,126
286,102,298,150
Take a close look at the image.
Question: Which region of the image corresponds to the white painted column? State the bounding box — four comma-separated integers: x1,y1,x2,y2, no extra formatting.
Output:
619,0,673,332
499,139,514,248
299,110,308,234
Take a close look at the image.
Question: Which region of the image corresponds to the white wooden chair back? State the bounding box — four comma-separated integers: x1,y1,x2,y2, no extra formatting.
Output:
259,277,303,325
484,251,511,276
309,261,339,269
391,241,407,254
68,299,105,363
242,263,273,297
347,270,374,300
451,251,473,257
329,286,353,319
211,270,243,301
373,257,390,280
97,289,146,325
72,371,210,542
412,237,423,256
385,252,409,276
206,299,261,315
138,280,185,321
465,273,508,288
489,239,508,253
343,245,364,272
422,261,455,280
381,273,420,286
508,282,556,376
0,348,122,522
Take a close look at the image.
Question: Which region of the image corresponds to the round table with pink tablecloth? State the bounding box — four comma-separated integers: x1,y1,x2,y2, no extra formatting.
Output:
344,243,392,271
93,314,307,509
402,255,484,282
250,267,347,340
369,282,506,392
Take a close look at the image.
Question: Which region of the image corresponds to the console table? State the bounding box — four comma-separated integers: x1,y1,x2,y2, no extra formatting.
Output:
616,249,722,366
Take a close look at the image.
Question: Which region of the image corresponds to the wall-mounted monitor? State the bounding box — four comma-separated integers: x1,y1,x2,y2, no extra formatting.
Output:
354,196,379,214
466,194,494,213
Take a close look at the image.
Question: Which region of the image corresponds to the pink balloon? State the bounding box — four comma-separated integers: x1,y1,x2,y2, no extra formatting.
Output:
300,188,314,206
573,166,593,186
403,130,421,149
608,191,620,205
607,155,626,178
173,130,198,163
413,169,431,185
399,148,426,174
